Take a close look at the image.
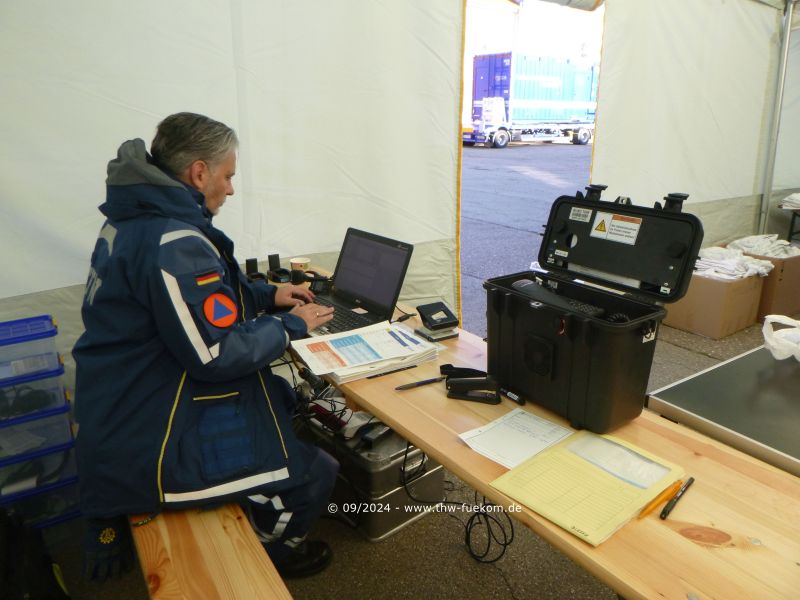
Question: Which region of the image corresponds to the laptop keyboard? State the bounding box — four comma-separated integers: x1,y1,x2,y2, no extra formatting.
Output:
313,297,375,334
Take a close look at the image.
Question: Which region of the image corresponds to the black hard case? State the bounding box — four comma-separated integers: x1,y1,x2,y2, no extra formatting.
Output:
484,192,703,433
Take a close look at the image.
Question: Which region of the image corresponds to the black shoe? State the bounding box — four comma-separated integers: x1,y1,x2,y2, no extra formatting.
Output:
272,540,332,579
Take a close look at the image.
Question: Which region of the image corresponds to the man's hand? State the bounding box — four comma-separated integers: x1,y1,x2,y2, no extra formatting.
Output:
290,303,335,332
275,285,315,307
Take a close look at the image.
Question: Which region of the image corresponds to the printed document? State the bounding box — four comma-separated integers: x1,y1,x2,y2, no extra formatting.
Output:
491,431,684,546
459,408,573,469
291,322,437,381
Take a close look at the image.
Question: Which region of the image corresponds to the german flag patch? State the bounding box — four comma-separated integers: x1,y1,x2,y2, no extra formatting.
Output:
195,271,221,286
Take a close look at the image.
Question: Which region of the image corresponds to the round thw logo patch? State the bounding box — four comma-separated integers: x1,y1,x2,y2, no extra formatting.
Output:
203,293,238,328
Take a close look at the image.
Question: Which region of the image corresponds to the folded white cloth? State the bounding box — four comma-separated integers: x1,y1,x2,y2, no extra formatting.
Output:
781,192,800,210
728,234,800,258
695,246,774,280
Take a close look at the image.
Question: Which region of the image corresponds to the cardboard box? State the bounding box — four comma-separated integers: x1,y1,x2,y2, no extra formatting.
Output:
663,274,763,339
744,252,800,320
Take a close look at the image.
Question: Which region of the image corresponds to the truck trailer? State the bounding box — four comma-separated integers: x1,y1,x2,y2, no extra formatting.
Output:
463,52,598,148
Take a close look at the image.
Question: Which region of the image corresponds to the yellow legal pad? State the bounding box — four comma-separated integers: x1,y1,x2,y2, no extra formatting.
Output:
491,430,684,545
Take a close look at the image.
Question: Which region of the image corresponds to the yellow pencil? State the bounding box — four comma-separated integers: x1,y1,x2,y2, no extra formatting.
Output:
638,480,684,520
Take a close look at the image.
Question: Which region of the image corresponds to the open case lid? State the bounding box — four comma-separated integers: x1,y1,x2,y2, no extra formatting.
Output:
538,190,704,303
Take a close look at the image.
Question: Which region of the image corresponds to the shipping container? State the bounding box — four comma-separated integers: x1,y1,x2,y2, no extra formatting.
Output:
464,52,598,148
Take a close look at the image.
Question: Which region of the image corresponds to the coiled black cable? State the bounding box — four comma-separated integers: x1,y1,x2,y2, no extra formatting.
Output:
400,442,515,563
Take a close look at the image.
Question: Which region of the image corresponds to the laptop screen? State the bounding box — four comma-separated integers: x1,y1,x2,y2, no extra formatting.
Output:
331,228,413,316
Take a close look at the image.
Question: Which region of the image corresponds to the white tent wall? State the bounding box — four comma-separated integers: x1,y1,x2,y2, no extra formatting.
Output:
771,22,800,198
0,1,465,386
232,2,463,300
592,0,789,245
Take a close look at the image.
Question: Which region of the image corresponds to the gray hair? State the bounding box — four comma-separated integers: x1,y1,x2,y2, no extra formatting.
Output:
151,112,238,176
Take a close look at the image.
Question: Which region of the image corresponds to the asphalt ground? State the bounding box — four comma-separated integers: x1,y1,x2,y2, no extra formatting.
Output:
460,140,593,338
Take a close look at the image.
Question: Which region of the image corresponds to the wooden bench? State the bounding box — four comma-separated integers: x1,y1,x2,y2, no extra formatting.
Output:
130,504,292,599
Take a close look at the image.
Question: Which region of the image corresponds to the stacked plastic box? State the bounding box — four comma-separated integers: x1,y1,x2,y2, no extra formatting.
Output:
0,315,80,527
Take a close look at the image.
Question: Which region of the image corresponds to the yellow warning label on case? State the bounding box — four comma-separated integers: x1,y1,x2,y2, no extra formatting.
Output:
590,212,642,245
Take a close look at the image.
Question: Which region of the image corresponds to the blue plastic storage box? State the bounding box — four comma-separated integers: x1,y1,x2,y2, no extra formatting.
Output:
0,365,67,421
0,438,76,499
0,475,80,527
0,403,72,464
0,315,59,381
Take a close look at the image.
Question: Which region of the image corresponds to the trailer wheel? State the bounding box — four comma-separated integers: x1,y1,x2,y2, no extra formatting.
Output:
571,128,591,145
491,129,510,149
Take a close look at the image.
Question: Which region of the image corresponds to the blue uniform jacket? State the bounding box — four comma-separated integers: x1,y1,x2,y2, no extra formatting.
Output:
73,139,312,518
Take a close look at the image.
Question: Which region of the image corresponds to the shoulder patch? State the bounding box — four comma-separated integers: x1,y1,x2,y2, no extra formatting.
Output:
203,293,238,328
195,271,221,286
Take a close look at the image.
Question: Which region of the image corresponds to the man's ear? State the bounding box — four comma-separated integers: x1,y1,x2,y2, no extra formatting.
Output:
186,159,209,191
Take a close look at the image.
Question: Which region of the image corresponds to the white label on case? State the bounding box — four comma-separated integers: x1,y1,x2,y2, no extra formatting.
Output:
554,249,569,258
569,207,592,223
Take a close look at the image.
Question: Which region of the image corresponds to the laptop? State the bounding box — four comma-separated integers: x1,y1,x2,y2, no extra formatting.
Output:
312,228,413,335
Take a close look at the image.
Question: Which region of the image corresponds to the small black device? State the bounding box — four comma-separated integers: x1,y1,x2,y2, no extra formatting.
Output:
245,258,267,281
291,269,330,285
267,253,291,283
309,278,332,294
417,302,458,331
414,326,458,343
268,268,291,283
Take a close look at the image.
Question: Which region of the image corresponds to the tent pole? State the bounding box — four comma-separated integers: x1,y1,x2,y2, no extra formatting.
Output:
758,0,796,234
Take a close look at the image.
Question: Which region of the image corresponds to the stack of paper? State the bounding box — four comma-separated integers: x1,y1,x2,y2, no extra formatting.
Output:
491,430,684,545
291,322,438,383
459,408,573,469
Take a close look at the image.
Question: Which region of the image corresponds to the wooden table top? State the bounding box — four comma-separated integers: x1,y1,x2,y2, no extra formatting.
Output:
342,328,800,600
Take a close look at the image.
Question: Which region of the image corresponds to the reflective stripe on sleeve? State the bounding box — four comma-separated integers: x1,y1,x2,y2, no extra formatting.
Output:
270,316,291,349
161,270,220,364
160,229,220,257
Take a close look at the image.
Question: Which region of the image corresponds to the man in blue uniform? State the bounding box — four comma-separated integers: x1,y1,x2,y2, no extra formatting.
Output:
73,112,337,579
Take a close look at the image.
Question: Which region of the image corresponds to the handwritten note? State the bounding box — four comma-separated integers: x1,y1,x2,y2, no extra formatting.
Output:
459,408,573,469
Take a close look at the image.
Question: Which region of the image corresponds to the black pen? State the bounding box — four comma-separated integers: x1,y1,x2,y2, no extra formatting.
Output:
659,476,695,520
394,375,447,391
366,364,417,379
